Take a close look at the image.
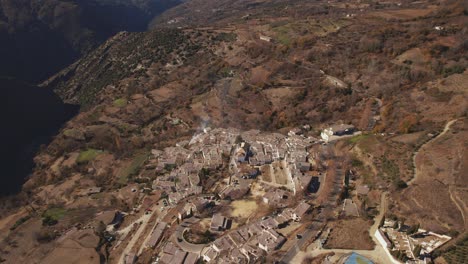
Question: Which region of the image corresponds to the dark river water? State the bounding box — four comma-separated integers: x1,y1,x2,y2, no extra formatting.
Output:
1,78,78,197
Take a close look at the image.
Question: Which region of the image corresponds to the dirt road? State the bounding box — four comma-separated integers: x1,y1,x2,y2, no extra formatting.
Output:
407,119,458,186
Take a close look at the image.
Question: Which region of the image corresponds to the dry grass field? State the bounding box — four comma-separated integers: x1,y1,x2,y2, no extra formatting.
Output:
396,119,467,233
368,7,437,20
324,218,374,250
230,199,259,219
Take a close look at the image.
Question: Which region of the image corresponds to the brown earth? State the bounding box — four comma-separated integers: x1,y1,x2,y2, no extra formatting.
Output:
395,118,467,233
325,218,374,250
0,0,467,262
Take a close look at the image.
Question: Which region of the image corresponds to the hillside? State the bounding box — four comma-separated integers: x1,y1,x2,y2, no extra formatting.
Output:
0,0,467,263
0,0,181,82
0,78,78,196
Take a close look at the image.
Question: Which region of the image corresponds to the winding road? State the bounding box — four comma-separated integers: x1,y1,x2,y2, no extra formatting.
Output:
407,119,458,186
173,218,207,254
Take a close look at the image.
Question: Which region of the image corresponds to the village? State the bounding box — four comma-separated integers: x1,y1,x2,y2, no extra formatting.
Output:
9,122,453,264
120,126,321,264
68,123,452,264
0,0,466,263
65,125,331,263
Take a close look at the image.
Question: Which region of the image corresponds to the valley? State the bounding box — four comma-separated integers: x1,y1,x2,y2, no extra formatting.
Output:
0,0,466,264
0,78,78,196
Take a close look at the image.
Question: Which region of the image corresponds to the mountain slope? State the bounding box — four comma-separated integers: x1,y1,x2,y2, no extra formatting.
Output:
0,0,181,82
0,0,466,263
1,78,78,196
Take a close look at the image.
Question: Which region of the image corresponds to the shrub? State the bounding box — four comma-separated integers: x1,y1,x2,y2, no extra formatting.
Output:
77,149,102,164
395,180,408,189
351,158,364,168
42,215,58,226
118,153,149,185
113,98,127,108
35,230,56,243
42,207,67,226
10,216,31,231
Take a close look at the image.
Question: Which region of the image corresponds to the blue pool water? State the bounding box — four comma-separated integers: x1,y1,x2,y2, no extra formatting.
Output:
345,252,374,264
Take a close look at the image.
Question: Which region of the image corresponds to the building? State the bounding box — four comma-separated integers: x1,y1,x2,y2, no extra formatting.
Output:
184,252,199,264
178,204,194,220
321,124,355,142
236,148,248,162
213,236,233,252
240,244,262,261
171,250,188,264
375,229,391,249
210,214,230,231
202,247,218,262
146,222,167,248
229,248,248,262
262,189,290,206
293,202,311,221
259,35,272,42
228,231,247,247
124,253,136,264
258,229,286,252
298,162,311,173
260,217,279,230
160,243,179,264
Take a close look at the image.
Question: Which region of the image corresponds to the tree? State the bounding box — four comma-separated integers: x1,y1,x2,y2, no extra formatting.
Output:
398,218,406,231
398,114,418,134
42,215,58,226
395,180,408,189
407,223,420,235
95,221,106,236
413,244,422,257
35,230,55,243
379,215,386,227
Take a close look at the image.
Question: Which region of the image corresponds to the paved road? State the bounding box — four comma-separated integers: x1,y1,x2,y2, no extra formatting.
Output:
279,221,324,263
117,204,159,264
137,206,169,255
173,218,207,254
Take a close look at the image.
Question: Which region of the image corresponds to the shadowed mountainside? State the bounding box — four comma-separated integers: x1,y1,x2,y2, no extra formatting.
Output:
1,78,78,196
0,0,181,82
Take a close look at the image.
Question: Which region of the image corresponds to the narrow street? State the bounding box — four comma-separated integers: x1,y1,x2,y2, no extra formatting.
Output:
117,203,160,264
137,207,170,255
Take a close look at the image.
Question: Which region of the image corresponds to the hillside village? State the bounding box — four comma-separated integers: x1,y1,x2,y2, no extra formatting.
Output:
7,126,450,264
0,0,466,264
118,127,324,263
